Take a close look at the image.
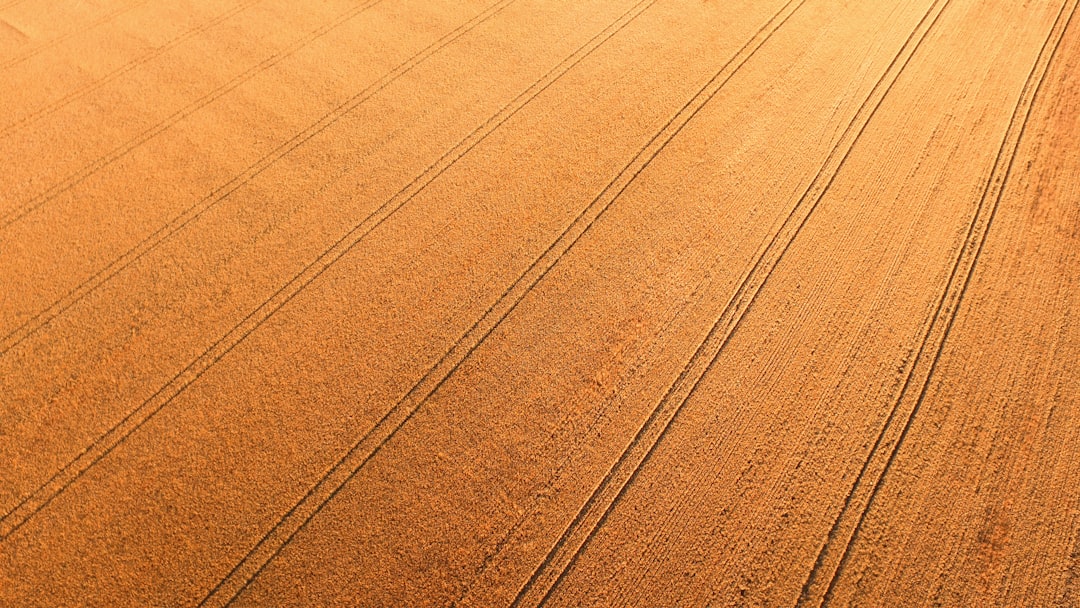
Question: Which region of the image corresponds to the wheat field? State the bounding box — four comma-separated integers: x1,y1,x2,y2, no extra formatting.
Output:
2,0,1079,606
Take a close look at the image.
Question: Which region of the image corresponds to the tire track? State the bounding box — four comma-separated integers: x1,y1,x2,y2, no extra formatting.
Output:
795,2,1078,606
0,0,464,356
204,0,809,605
0,0,268,137
191,2,663,604
0,0,386,231
0,0,149,70
446,222,733,608
0,0,613,545
0,0,520,532
506,0,951,605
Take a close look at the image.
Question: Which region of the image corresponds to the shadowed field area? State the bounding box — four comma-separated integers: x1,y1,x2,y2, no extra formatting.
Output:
2,0,1079,605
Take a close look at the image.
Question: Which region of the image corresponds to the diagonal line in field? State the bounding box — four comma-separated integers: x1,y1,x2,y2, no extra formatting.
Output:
507,0,954,605
0,0,270,137
0,0,520,538
800,2,1080,606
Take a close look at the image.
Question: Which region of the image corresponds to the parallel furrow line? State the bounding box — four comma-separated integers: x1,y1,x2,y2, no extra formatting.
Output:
802,2,1079,606
0,0,385,231
0,0,150,70
200,0,815,603
198,0,670,604
0,0,519,537
0,0,268,137
507,0,951,605
447,234,726,608
0,0,414,355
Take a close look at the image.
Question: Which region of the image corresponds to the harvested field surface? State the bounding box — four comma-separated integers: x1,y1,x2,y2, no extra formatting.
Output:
2,0,1079,605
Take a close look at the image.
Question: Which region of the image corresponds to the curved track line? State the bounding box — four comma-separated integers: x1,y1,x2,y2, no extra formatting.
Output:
0,0,385,231
0,0,150,70
0,0,268,137
505,0,952,605
0,0,520,539
796,2,1079,606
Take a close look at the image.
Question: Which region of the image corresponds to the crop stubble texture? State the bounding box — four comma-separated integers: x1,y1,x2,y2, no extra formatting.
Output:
2,0,1078,606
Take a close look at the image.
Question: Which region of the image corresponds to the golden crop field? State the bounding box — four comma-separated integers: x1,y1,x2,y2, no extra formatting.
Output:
2,0,1078,605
